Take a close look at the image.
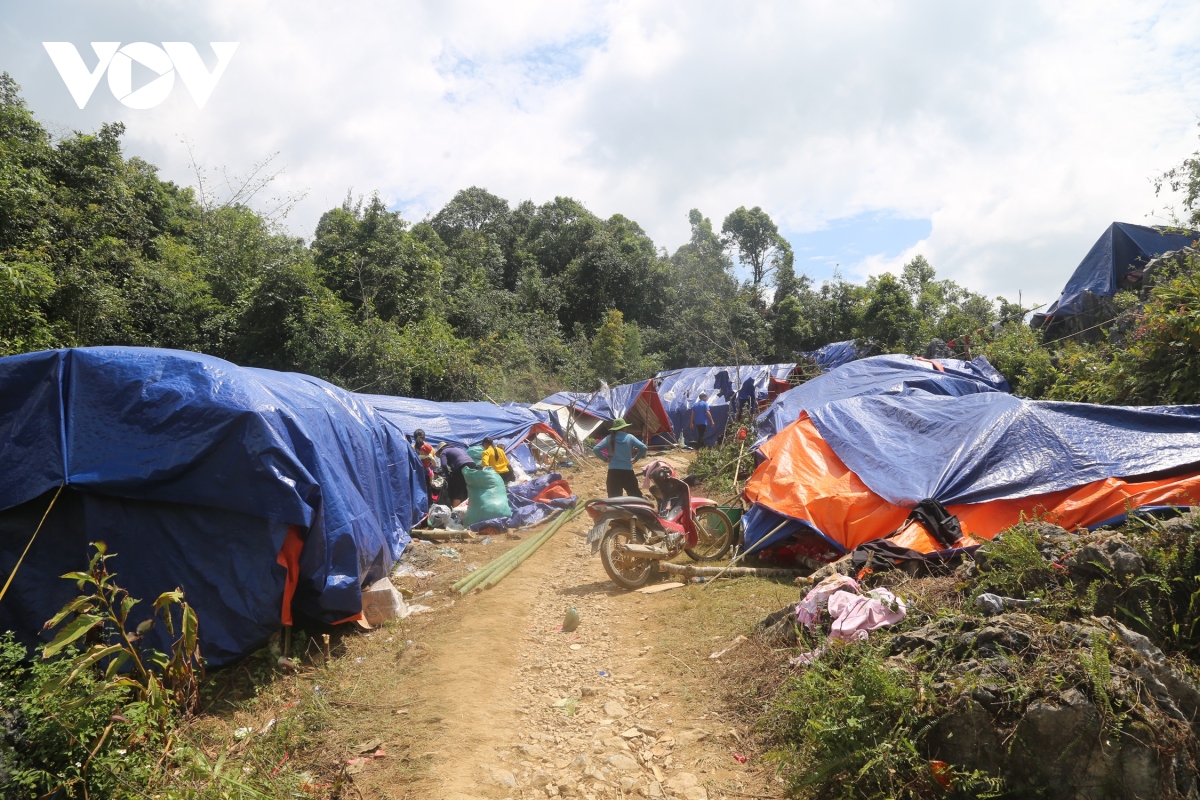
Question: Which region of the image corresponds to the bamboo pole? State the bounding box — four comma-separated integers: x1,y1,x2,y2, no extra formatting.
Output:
701,517,791,589
456,523,551,594
452,506,583,594
453,537,531,593
479,507,583,590
658,561,810,581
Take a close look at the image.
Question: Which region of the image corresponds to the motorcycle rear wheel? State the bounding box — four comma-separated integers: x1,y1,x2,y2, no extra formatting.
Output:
600,520,656,590
685,506,734,561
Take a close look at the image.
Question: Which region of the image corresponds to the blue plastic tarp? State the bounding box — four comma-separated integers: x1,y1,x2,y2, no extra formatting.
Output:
656,364,795,446
757,354,1010,441
0,347,427,665
362,395,552,453
536,380,671,437
796,340,861,373
1035,222,1197,321
809,392,1200,507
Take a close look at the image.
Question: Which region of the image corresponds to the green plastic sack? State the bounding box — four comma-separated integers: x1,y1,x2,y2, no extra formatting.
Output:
467,444,485,463
462,466,511,525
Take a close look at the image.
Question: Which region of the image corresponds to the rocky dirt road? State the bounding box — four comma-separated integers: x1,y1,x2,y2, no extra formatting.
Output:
372,454,785,800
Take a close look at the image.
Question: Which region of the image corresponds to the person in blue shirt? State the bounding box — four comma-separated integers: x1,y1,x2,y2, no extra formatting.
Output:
592,418,648,497
689,393,715,449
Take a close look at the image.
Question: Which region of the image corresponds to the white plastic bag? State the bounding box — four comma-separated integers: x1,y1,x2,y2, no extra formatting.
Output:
427,504,453,528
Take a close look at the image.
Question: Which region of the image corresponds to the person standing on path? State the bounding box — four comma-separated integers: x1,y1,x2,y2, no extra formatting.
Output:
690,393,715,449
593,418,648,498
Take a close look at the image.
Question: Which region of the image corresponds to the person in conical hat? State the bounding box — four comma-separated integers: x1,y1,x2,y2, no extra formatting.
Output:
592,417,648,498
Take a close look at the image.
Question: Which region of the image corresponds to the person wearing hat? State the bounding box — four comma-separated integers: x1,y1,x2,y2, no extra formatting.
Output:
592,418,648,498
689,392,715,449
436,442,477,507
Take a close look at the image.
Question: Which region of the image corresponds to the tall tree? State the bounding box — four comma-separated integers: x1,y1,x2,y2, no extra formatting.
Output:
590,309,627,382
857,273,917,352
311,193,441,325
721,205,786,293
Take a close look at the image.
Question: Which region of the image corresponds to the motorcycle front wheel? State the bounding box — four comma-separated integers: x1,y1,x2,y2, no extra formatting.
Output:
599,520,656,590
685,506,734,561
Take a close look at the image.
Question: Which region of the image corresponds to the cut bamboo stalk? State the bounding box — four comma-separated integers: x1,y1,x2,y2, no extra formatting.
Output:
479,507,583,590
657,561,811,580
452,507,577,593
456,528,546,594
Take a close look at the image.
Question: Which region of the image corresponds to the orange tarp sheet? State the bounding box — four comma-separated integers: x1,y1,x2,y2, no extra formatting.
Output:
746,415,1200,553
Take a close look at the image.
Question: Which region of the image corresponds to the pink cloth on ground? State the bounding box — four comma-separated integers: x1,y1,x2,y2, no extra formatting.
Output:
795,574,860,631
827,588,907,642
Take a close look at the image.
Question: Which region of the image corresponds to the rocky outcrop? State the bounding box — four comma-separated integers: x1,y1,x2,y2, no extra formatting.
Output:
910,614,1200,799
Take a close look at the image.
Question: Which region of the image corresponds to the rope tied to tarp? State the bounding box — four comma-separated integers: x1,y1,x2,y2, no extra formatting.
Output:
0,483,66,604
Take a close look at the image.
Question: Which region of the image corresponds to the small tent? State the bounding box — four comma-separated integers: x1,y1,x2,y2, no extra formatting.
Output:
533,380,672,446
655,364,796,446
1031,222,1198,335
744,391,1200,558
0,348,427,665
756,354,1011,441
361,395,562,473
795,340,863,373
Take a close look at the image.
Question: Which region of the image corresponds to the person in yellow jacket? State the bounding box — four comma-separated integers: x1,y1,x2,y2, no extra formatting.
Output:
480,436,515,484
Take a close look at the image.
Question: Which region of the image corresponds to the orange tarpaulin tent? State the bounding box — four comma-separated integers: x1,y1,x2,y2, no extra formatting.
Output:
745,412,1200,556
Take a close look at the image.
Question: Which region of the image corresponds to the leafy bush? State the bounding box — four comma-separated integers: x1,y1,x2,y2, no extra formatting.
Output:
765,642,939,799
0,544,322,799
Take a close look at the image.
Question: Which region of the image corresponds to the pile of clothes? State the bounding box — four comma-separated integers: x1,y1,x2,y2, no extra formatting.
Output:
791,574,907,666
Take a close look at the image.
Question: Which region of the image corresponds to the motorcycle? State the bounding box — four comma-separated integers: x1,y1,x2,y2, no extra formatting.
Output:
584,463,735,590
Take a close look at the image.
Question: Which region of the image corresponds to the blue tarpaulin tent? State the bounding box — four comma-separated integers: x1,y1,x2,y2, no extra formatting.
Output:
655,364,795,446
796,340,862,373
756,354,1010,442
362,396,560,473
1032,222,1197,327
0,348,428,665
533,380,672,443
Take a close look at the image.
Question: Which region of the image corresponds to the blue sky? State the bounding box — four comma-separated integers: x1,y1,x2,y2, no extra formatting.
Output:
2,0,1199,304
786,213,934,283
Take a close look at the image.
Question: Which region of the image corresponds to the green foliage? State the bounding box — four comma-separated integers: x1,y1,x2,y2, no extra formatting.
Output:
42,542,202,725
981,323,1056,397
974,522,1060,599
1155,121,1200,228
0,545,324,799
690,434,756,499
766,642,940,799
721,205,785,293
856,272,918,352
1105,260,1200,404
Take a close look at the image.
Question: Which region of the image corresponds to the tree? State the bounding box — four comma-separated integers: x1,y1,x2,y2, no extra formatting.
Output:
1155,123,1200,228
721,206,786,294
590,309,626,382
311,193,440,325
857,273,917,352
771,242,799,305
430,186,509,239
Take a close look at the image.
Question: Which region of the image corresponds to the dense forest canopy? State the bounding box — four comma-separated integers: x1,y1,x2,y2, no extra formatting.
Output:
3,72,1200,406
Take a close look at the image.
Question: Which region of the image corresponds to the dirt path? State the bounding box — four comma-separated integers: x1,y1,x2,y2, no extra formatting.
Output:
374,455,779,800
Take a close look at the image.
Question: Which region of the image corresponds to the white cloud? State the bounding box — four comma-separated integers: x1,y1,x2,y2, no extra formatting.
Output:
5,0,1200,304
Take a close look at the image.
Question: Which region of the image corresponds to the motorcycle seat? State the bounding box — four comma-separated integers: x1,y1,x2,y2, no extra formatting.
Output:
599,496,654,506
